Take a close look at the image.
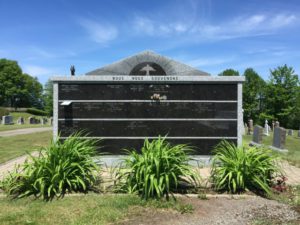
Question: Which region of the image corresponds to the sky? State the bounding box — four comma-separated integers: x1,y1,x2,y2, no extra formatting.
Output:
0,0,299,84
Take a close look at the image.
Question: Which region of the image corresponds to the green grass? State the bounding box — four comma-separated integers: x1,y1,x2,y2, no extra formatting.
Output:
0,131,52,163
0,194,142,225
243,131,300,167
0,194,190,225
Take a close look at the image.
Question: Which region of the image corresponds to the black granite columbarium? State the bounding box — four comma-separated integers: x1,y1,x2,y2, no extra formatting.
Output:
52,51,244,155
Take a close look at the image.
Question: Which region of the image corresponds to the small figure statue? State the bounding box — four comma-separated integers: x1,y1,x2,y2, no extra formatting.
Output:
70,65,75,76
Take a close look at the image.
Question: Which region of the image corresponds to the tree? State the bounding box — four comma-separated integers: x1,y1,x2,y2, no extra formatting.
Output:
219,69,239,76
0,59,24,107
0,58,44,109
242,68,266,123
264,64,299,129
43,79,53,116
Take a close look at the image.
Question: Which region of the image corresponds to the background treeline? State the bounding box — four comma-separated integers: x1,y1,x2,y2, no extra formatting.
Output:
219,66,300,129
0,59,53,116
1,58,299,129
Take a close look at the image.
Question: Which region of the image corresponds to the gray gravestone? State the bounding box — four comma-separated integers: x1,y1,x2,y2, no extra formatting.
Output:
252,125,263,145
41,118,47,125
271,127,287,151
275,121,280,128
287,129,293,136
28,116,36,124
17,117,24,125
2,115,13,125
298,129,300,137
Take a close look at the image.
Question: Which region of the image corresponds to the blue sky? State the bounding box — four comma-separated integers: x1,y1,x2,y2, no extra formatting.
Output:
0,0,299,84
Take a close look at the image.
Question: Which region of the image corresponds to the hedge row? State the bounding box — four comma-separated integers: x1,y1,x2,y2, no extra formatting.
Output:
26,108,48,116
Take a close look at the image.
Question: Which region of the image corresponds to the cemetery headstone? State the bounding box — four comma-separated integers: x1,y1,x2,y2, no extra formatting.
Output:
248,119,253,135
298,129,300,138
41,118,47,125
251,125,263,145
287,129,293,136
275,121,280,128
17,117,24,125
272,121,275,131
2,115,13,125
270,127,287,152
28,116,39,124
264,119,269,136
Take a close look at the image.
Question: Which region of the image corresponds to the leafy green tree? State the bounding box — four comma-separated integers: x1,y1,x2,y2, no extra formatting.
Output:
219,69,239,76
242,68,266,124
0,58,44,109
43,79,53,116
0,59,24,107
264,64,299,129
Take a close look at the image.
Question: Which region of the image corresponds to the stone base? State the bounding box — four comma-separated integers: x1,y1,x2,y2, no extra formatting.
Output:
269,145,288,153
249,141,262,147
94,155,212,167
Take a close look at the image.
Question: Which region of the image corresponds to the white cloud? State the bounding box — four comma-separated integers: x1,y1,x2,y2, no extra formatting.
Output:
79,18,118,44
23,65,52,76
131,13,298,41
133,17,191,37
187,56,236,67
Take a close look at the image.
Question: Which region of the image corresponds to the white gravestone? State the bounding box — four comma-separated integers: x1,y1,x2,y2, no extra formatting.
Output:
264,120,269,136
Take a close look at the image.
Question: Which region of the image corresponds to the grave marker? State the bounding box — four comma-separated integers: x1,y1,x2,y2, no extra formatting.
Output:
2,115,13,125
270,127,287,152
251,125,263,146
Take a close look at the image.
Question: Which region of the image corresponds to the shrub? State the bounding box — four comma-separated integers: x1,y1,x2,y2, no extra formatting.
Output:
117,137,199,200
211,140,281,195
26,108,48,116
0,132,99,199
0,107,9,117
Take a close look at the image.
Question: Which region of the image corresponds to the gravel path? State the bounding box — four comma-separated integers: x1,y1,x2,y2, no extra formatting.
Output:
120,196,300,225
0,127,51,137
0,152,39,179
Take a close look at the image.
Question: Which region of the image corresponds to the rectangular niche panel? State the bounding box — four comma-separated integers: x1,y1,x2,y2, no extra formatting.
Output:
59,84,237,100
58,102,237,119
58,120,237,137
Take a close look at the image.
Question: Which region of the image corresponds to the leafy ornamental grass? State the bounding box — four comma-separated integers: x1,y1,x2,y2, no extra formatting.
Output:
0,133,99,200
116,137,199,200
0,131,51,163
211,140,281,195
243,133,300,167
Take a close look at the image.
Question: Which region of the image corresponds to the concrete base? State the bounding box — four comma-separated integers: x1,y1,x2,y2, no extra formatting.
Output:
269,145,288,153
94,155,212,167
249,141,262,147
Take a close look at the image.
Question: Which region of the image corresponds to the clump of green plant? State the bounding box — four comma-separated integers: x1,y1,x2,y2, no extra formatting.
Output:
211,140,280,195
0,132,99,200
117,137,199,200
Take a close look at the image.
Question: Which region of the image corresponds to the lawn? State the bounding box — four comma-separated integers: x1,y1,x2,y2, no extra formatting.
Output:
0,194,146,225
0,112,50,132
243,131,300,167
0,131,52,163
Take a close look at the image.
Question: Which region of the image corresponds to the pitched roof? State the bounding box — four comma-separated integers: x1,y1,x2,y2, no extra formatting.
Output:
86,50,210,76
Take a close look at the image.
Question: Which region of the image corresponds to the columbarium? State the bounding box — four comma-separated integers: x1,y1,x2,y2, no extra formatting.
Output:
52,51,244,157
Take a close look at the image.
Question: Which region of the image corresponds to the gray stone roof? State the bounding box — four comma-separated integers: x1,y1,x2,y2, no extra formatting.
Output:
85,50,210,76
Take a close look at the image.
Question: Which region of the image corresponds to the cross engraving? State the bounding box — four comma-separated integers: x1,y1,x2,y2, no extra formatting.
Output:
140,64,156,75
